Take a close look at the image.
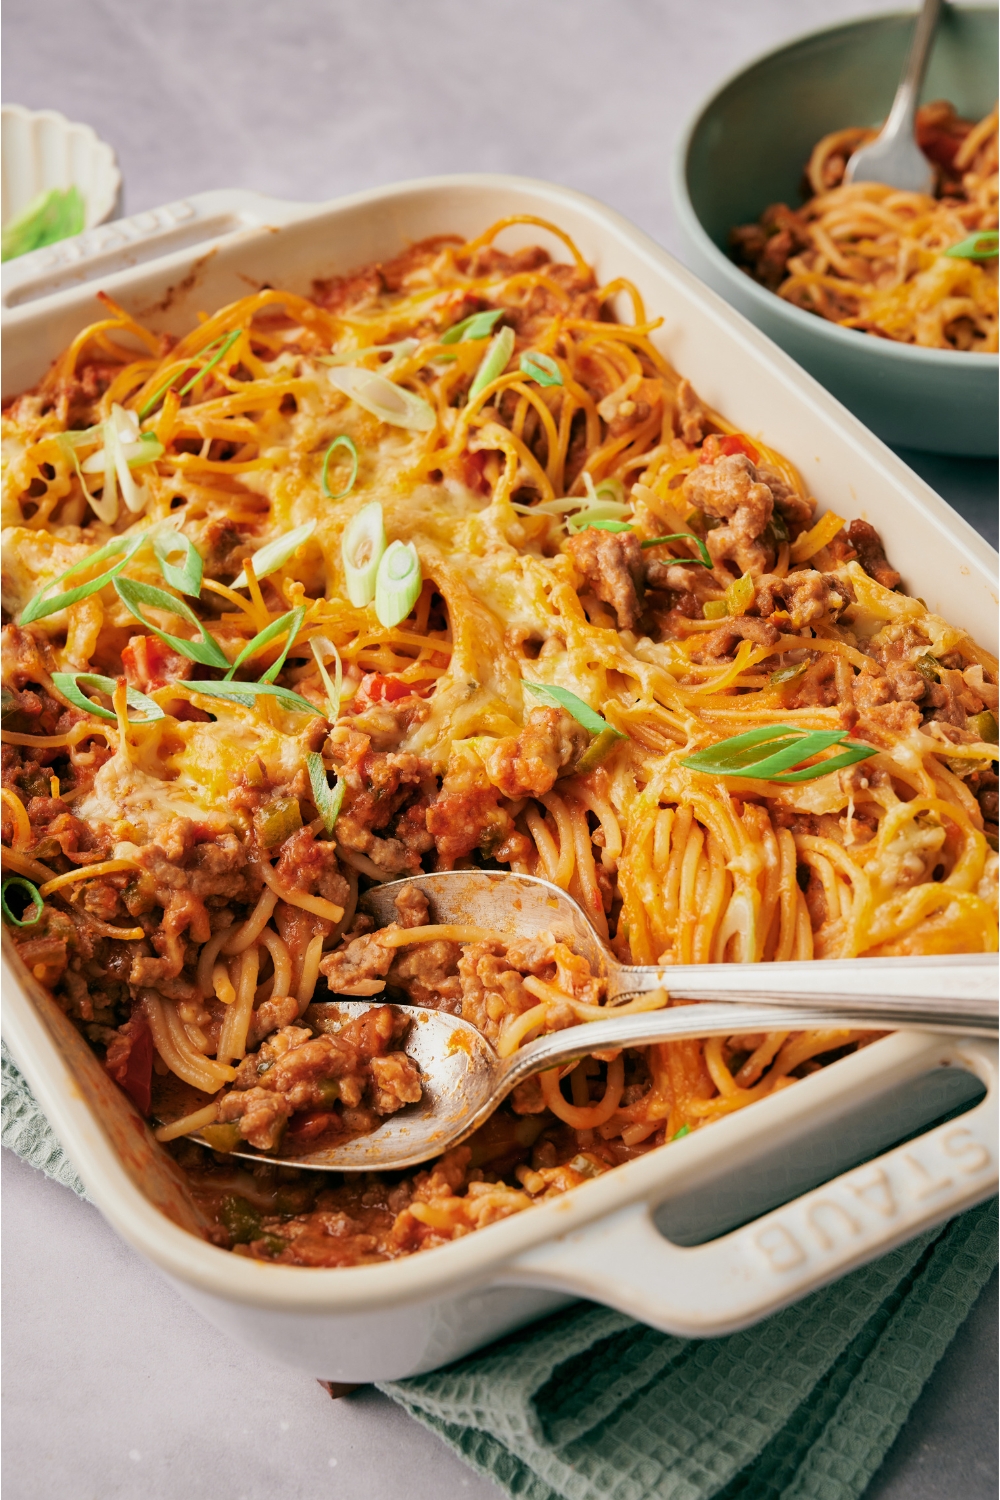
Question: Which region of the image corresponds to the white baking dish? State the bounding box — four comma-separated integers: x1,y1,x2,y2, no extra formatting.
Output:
2,177,997,1382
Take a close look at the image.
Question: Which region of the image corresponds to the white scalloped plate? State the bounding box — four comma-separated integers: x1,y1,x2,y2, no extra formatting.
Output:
1,103,121,237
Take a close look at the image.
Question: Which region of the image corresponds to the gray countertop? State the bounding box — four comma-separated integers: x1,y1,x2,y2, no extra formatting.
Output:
2,2,997,1496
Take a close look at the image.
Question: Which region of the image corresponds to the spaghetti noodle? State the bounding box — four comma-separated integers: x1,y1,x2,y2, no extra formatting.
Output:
2,216,997,1265
731,101,998,349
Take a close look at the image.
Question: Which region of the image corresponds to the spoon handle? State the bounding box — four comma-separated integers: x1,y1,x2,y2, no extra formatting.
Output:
506,998,996,1094
885,0,942,139
605,953,995,1018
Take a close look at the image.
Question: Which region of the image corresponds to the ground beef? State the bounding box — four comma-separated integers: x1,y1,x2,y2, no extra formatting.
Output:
319,928,398,995
24,799,109,866
923,666,985,729
218,1006,421,1151
425,761,525,868
482,707,589,798
129,819,254,989
847,520,900,590
969,767,999,842
682,453,774,578
675,378,707,444
273,827,351,907
730,203,812,291
389,938,463,1011
694,617,781,660
754,570,837,628
565,528,645,630
328,732,434,876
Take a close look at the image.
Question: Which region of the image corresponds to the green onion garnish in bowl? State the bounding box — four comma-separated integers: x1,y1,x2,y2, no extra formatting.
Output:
1,186,85,262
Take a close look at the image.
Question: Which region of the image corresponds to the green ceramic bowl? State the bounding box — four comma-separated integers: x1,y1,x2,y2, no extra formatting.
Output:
672,6,998,456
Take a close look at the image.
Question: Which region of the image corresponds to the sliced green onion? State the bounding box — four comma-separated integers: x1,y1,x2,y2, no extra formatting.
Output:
341,502,386,607
468,326,516,402
440,309,504,344
321,435,359,500
59,431,118,525
375,541,422,628
52,672,165,724
639,532,713,567
567,509,634,533
572,725,625,774
114,576,230,670
769,661,808,687
769,510,789,544
176,327,242,401
152,530,203,597
1,186,85,263
584,473,625,508
680,724,877,783
522,681,627,740
944,231,999,261
225,607,305,684
671,1124,691,1141
519,351,563,387
1,876,44,927
137,329,241,420
20,532,146,626
81,430,164,473
537,497,630,522
177,680,321,716
54,423,104,451
105,404,151,515
310,636,343,721
307,751,345,834
230,521,317,590
327,366,436,431
573,518,634,534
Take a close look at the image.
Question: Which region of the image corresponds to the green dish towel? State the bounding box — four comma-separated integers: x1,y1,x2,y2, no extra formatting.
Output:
3,1043,995,1500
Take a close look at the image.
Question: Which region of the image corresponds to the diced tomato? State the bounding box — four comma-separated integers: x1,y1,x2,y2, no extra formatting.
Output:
122,634,189,692
699,433,760,465
352,672,417,709
121,1020,153,1116
286,1111,340,1143
459,449,490,495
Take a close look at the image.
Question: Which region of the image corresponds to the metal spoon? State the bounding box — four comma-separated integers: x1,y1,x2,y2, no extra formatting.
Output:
191,870,996,1172
844,0,942,193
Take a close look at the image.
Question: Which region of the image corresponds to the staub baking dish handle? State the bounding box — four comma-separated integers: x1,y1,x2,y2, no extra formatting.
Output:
507,1038,997,1339
0,188,311,314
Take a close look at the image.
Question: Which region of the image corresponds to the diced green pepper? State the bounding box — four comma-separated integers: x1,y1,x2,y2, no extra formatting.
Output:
572,725,624,775
202,1123,242,1154
220,1193,262,1243
769,661,808,687
567,1153,606,1179
914,655,941,683
315,1078,341,1107
724,572,755,617
514,1114,548,1148
253,796,302,848
969,710,999,745
703,600,728,620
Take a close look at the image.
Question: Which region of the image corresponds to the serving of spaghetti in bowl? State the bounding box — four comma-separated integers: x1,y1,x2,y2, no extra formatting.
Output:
673,4,998,455
1,175,996,1379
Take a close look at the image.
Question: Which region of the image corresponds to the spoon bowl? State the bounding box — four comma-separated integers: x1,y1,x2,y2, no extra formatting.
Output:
843,0,941,193
184,871,997,1172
